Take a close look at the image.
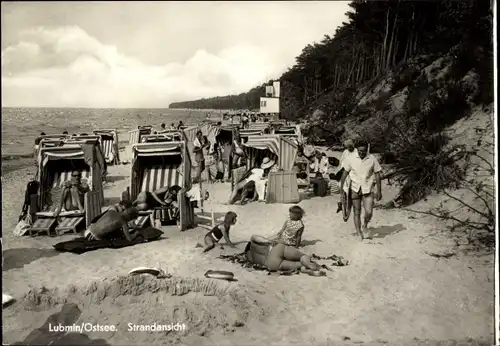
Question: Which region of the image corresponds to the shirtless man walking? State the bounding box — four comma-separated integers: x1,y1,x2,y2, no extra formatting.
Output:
340,141,382,239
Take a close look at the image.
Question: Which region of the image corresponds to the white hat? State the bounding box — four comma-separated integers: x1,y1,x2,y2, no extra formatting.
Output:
260,157,275,169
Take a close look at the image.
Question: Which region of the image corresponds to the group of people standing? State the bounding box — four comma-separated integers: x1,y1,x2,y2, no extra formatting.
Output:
192,129,248,184
298,138,383,240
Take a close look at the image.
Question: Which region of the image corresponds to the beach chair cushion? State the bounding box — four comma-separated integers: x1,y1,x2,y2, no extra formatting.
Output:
36,210,85,217
30,218,57,234
297,178,309,186
141,164,183,192
55,216,85,234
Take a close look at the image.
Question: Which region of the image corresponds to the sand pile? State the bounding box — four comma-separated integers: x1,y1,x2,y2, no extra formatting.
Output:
3,275,270,345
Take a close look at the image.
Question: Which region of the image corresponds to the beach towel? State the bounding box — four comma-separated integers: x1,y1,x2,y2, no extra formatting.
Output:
341,188,352,222
53,227,164,254
3,293,14,306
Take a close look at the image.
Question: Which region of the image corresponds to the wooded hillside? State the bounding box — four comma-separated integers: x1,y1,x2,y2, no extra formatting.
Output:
169,0,492,119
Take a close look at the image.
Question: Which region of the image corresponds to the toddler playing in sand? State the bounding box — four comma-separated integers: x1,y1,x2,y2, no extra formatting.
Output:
197,212,238,253
272,206,305,248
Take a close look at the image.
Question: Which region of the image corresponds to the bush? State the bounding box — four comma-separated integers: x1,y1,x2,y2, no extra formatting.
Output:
419,81,472,132
378,77,473,205
388,131,468,205
391,65,420,93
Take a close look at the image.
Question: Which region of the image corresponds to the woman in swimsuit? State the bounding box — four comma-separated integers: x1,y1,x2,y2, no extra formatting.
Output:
201,211,237,253
244,235,322,274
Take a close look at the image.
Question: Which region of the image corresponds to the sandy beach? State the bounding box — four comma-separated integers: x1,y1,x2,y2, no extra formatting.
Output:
2,143,494,345
1,0,495,343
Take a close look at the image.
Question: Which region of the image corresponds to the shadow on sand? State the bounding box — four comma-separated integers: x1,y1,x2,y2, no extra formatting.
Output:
300,239,322,247
11,303,110,346
104,197,121,206
369,224,406,239
3,248,60,271
105,175,127,184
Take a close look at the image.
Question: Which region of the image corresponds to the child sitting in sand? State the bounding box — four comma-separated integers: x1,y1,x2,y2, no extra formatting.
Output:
198,211,238,253
272,205,305,248
239,180,258,205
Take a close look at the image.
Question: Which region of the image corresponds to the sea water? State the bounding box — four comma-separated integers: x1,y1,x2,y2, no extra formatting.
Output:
1,108,218,157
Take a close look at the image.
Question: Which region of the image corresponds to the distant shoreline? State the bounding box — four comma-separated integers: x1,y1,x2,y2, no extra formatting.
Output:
2,107,225,111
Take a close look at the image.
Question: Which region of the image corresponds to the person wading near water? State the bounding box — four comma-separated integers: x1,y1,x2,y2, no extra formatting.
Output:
340,141,382,239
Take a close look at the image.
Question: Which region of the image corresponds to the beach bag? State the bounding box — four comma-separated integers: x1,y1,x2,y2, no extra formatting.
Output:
215,171,224,180
27,180,40,196
313,178,328,197
14,214,32,237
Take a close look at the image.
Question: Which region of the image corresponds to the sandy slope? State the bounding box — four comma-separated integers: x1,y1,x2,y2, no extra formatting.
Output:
2,155,494,345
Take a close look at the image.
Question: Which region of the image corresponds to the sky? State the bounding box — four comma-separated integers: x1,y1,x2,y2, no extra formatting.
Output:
1,1,350,108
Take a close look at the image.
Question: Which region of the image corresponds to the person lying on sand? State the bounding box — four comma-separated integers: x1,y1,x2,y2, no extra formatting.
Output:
197,212,238,252
84,207,140,242
272,205,305,248
340,140,382,239
54,171,90,217
244,235,324,275
229,157,276,204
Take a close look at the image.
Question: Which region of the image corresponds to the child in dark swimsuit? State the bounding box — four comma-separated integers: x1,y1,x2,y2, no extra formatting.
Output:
200,211,238,253
239,180,258,205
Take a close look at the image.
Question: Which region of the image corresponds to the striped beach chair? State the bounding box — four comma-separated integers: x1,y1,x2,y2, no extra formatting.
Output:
126,141,194,231
130,164,183,228
236,135,300,203
92,129,120,165
30,143,104,236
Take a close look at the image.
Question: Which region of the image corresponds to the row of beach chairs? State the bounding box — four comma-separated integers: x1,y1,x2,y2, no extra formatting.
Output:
26,122,308,237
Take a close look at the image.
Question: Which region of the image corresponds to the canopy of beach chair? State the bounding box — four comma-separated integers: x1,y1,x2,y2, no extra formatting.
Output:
239,129,264,137
243,135,298,171
36,141,105,227
128,126,153,146
92,129,120,165
142,133,184,143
